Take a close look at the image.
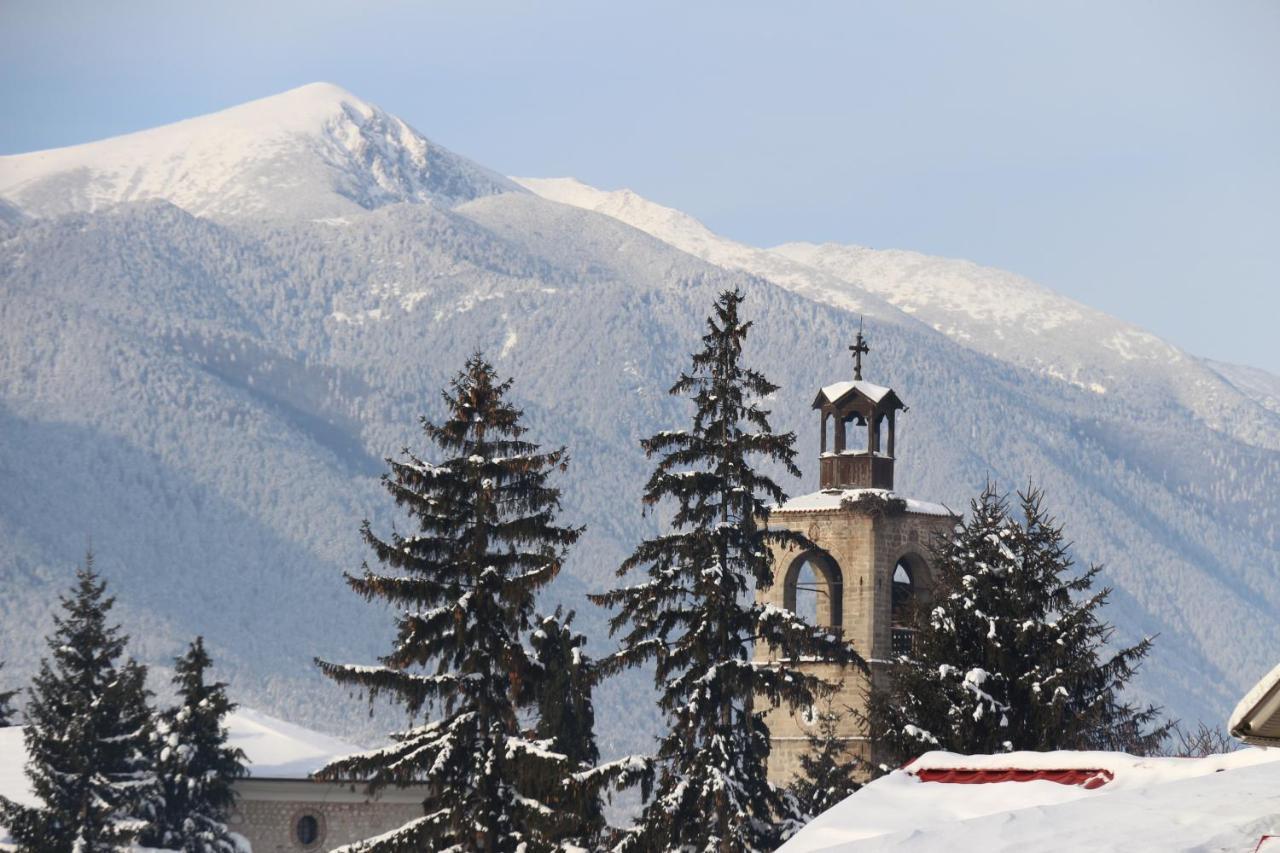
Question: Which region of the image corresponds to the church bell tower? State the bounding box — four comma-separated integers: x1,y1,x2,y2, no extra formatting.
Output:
754,325,957,784
814,327,905,491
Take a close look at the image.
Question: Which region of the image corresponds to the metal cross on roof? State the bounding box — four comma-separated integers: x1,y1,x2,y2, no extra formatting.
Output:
849,318,870,380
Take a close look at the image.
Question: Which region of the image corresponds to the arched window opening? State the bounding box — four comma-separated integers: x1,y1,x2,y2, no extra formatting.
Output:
842,412,868,455
891,559,916,656
783,552,843,637
793,561,820,625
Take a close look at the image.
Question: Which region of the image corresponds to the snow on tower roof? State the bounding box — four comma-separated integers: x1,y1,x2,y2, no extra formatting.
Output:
772,488,954,517
779,748,1280,853
816,380,895,406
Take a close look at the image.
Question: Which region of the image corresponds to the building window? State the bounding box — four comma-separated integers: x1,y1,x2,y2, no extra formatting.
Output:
293,812,324,848
782,551,843,635
891,559,916,656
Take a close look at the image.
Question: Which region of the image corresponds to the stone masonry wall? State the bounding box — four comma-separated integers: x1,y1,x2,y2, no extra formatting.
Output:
756,502,954,785
229,797,422,852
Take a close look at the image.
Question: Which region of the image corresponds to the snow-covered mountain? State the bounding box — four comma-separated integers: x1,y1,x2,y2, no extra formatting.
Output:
0,82,519,221
516,177,1280,451
0,85,1277,759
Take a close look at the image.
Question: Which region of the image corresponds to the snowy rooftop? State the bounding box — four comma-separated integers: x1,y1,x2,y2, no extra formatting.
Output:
1230,662,1280,747
772,488,953,517
223,707,363,778
0,707,362,810
817,380,894,406
780,748,1280,853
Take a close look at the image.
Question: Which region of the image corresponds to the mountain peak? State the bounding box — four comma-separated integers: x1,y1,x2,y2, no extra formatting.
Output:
212,81,376,130
0,83,520,221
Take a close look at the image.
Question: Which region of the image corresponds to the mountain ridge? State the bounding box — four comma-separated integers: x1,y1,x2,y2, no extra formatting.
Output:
515,176,1280,452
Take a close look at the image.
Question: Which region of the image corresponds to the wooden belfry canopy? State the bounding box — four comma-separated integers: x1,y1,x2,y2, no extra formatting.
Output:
812,323,906,490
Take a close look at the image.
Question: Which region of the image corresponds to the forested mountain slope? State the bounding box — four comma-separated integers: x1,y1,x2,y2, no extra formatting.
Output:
0,85,1276,758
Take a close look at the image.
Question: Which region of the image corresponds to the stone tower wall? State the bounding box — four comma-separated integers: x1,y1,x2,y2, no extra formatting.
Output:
755,503,955,786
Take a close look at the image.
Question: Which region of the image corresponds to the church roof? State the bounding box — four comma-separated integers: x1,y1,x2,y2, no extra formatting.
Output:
813,380,903,410
771,488,953,517
0,706,363,809
224,707,364,779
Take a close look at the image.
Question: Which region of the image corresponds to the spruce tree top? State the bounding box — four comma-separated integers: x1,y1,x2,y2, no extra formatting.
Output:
333,354,582,716
49,562,129,691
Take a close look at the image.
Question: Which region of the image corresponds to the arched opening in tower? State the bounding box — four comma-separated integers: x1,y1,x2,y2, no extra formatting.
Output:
892,559,917,655
840,412,869,455
783,552,843,636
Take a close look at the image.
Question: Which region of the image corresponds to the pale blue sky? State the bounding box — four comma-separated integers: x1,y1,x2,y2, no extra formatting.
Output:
2,1,1277,372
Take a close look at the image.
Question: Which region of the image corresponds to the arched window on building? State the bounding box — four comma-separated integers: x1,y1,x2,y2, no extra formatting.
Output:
891,558,917,656
783,551,843,639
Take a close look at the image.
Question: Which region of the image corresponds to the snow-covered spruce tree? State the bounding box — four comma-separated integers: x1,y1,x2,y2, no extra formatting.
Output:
865,485,1169,765
314,355,583,853
519,609,608,848
0,661,17,726
144,636,247,853
591,289,861,853
790,702,861,818
1014,488,1170,755
0,556,159,852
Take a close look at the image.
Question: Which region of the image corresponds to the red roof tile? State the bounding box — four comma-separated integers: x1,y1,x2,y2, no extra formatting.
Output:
911,766,1115,789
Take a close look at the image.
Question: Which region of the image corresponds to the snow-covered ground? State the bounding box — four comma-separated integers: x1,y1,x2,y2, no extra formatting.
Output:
781,748,1280,853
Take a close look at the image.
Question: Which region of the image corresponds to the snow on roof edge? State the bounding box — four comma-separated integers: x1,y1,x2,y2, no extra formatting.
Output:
1230,661,1280,742
772,488,954,517
818,379,894,406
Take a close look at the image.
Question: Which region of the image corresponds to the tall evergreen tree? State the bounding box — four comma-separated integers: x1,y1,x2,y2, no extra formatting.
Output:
790,702,862,818
0,661,17,727
0,555,159,852
145,637,247,853
314,355,583,852
866,484,1170,765
592,289,861,852
521,609,608,849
